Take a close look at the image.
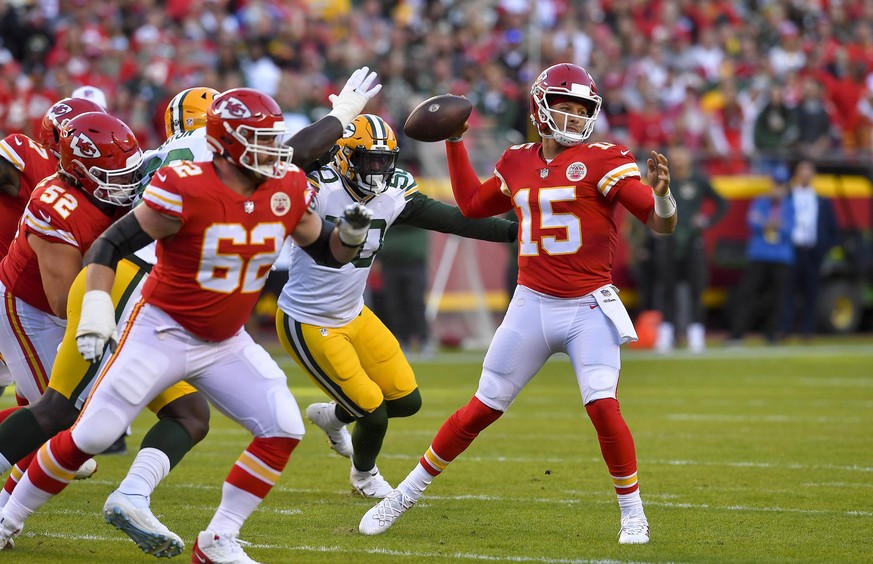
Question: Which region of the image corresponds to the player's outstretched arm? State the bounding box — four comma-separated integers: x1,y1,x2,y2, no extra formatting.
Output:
286,66,382,168
295,202,373,265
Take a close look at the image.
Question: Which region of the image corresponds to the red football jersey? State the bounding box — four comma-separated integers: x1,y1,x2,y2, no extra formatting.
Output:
141,161,312,341
0,134,58,256
0,176,121,314
493,141,653,298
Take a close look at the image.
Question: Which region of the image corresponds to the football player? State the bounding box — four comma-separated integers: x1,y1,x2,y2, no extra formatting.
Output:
360,63,677,545
0,84,377,564
0,97,106,398
276,114,516,498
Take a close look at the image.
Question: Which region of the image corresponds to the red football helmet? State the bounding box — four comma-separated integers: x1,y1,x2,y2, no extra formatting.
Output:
39,97,106,158
205,88,293,179
530,63,602,146
58,112,143,207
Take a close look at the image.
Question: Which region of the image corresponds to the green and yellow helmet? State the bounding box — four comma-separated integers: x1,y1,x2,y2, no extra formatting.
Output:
164,86,220,138
334,114,399,196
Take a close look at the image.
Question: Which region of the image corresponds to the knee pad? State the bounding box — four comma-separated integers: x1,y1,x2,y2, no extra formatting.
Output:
267,387,305,439
475,371,518,412
109,348,169,406
579,364,619,405
72,404,131,455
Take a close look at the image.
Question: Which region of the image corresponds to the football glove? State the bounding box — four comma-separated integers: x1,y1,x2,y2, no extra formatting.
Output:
328,66,382,127
335,202,373,247
76,290,118,363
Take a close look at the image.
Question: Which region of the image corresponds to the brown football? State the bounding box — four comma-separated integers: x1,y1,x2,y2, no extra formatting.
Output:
403,94,473,142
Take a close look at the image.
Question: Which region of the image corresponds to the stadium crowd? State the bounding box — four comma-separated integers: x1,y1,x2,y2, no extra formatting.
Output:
2,0,873,177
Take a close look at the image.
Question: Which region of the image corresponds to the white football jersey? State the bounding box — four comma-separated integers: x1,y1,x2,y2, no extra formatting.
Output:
278,165,418,326
133,128,213,265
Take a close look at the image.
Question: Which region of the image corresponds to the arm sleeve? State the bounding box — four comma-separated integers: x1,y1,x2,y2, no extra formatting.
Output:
396,192,517,242
286,116,344,170
446,140,512,218
611,177,656,225
83,211,155,269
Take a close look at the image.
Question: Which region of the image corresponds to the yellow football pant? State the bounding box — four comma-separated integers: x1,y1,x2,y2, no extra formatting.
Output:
276,306,417,418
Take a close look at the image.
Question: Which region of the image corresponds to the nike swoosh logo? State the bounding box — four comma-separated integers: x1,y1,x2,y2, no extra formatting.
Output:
38,210,52,224
590,304,598,309
194,554,206,563
13,138,23,146
620,150,630,156
155,171,167,182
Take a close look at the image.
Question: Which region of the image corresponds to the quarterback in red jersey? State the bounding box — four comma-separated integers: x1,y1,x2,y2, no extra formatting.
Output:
361,63,677,545
0,88,374,563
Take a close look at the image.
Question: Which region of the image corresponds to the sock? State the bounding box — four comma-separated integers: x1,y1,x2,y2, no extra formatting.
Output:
420,396,502,477
585,398,641,500
0,409,49,473
206,437,298,535
2,431,89,526
351,404,387,472
397,463,433,502
617,490,644,519
117,448,170,498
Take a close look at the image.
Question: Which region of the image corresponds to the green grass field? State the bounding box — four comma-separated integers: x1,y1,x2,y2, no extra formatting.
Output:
2,338,872,563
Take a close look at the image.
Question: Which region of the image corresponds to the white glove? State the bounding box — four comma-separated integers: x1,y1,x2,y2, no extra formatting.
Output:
335,202,373,247
328,66,382,127
76,290,118,363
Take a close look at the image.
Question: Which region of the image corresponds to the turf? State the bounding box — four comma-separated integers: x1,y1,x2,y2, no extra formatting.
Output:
2,338,872,563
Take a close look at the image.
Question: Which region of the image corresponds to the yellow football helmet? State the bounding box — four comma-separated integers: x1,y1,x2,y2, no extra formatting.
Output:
164,86,220,138
334,114,399,195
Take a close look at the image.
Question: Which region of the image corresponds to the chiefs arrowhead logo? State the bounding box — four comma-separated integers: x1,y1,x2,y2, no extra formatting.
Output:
214,97,252,119
69,132,101,159
51,103,74,120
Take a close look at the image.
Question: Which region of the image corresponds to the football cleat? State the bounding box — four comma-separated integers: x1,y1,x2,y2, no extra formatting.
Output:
359,489,416,535
103,490,184,557
618,511,650,544
0,517,21,549
350,465,393,499
305,402,353,458
192,530,260,564
73,458,98,480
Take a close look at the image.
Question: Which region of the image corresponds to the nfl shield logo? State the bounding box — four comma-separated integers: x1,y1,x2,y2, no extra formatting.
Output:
244,201,254,214
600,288,612,297
540,168,549,179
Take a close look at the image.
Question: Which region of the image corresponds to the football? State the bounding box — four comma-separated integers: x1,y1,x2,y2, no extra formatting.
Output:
403,94,473,142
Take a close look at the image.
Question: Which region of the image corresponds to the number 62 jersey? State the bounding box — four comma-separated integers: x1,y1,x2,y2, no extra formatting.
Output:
140,160,313,341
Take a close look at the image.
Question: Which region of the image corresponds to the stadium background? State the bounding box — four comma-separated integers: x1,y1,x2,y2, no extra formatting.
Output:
2,0,872,343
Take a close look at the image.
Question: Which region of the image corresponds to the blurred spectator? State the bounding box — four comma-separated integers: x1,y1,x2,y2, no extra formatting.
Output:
654,146,727,354
753,82,798,172
727,166,795,344
780,160,838,339
794,77,835,159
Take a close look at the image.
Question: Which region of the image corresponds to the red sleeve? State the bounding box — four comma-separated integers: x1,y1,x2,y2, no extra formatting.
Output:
611,177,654,225
446,140,511,218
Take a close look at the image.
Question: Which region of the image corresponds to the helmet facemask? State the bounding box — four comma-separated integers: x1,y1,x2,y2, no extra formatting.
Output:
346,146,398,195
534,90,601,146
80,150,145,206
224,122,293,179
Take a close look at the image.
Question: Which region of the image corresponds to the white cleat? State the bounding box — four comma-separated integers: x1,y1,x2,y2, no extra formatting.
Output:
350,465,393,499
192,530,261,564
74,458,98,480
306,402,353,458
618,512,650,544
0,517,20,549
103,490,184,557
359,489,416,535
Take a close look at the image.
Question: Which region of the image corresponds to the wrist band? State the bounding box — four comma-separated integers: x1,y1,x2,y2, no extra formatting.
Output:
654,189,676,218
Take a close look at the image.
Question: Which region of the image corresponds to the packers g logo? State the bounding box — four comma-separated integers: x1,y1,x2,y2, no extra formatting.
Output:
214,97,253,119
69,132,101,158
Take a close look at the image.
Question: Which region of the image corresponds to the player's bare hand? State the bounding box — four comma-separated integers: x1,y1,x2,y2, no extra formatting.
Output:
647,151,670,196
336,202,373,247
448,121,469,141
